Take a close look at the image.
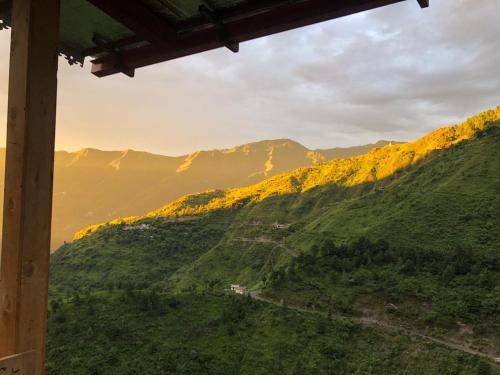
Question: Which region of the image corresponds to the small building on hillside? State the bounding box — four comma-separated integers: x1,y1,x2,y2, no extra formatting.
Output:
230,284,248,295
272,222,291,230
123,223,151,231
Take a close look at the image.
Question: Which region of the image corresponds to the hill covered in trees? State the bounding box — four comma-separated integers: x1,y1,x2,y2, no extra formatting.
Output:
48,108,500,374
0,139,393,249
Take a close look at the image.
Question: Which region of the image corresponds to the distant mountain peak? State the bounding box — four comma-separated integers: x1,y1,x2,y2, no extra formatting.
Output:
135,108,500,223
2,119,468,250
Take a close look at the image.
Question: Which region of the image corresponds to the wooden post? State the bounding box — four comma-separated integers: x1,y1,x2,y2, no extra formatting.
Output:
0,351,37,374
0,0,60,374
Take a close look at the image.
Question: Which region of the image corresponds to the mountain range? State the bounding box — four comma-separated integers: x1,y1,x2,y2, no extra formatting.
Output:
0,139,396,249
48,108,500,374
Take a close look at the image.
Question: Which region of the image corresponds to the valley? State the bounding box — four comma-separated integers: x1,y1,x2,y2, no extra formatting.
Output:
47,108,500,374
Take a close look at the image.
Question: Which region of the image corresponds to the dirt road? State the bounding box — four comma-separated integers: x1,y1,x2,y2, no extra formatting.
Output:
249,291,500,366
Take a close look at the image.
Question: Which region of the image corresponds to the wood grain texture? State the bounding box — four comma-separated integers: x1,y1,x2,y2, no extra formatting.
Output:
0,0,60,374
0,351,37,374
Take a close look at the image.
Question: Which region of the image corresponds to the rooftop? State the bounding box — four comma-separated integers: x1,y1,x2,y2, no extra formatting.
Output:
0,0,428,77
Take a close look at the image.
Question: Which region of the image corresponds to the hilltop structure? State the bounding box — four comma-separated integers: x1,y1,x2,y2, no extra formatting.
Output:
0,0,429,373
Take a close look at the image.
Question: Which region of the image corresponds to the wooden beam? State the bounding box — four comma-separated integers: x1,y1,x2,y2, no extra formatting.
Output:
417,0,429,8
91,34,136,77
0,351,37,374
0,0,10,29
85,0,298,57
0,0,10,16
177,0,334,34
199,4,240,53
87,0,177,45
83,34,143,57
92,0,406,77
0,0,60,374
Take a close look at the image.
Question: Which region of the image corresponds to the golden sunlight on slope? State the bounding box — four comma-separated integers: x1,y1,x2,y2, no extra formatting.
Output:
0,138,391,249
74,108,500,240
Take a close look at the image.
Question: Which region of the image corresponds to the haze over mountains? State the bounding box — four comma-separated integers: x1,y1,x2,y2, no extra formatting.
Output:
0,139,396,249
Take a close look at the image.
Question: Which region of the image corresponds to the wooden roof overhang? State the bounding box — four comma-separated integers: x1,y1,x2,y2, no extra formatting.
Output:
0,0,429,78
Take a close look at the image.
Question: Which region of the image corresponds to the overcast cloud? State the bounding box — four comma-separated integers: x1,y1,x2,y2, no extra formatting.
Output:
0,0,499,155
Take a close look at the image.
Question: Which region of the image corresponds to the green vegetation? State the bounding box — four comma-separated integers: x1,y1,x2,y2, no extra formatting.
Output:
50,215,230,297
48,109,500,373
267,239,500,352
0,139,386,249
167,110,500,293
46,293,498,375
77,107,498,229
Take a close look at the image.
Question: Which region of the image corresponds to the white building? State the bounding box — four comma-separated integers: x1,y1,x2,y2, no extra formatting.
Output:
123,223,151,231
272,222,291,230
230,284,247,295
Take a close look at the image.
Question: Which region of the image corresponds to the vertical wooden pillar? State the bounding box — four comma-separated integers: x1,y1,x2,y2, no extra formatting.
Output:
0,0,60,374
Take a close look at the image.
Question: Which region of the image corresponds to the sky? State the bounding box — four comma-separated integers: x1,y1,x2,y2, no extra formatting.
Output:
0,0,499,156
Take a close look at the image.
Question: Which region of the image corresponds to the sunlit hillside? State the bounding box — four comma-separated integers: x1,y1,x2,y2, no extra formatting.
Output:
0,139,391,249
77,107,500,237
49,108,500,374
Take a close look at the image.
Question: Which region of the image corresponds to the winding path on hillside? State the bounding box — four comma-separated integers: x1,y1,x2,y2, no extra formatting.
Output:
249,291,500,366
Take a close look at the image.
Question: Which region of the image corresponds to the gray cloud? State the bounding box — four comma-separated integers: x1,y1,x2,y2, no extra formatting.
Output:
150,0,500,150
1,0,498,154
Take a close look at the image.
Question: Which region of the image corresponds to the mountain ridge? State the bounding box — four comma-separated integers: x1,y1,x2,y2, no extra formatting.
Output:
76,107,499,234
49,108,500,374
0,138,398,249
47,138,399,168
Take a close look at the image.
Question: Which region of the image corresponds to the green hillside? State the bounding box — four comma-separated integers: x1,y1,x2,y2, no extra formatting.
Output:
46,293,496,375
48,108,500,374
67,108,499,290
76,108,499,239
0,139,391,249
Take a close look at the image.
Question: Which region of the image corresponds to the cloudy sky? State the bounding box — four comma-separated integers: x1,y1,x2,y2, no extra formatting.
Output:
0,0,499,155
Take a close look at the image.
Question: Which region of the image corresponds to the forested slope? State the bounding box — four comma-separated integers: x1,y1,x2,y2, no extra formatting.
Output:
48,108,500,374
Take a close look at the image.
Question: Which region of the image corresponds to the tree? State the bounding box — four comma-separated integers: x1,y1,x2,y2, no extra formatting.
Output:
477,361,491,375
402,259,415,274
73,293,82,306
293,360,306,375
316,318,327,335
311,244,320,257
441,265,455,285
321,239,335,257
50,298,61,312
281,298,289,317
